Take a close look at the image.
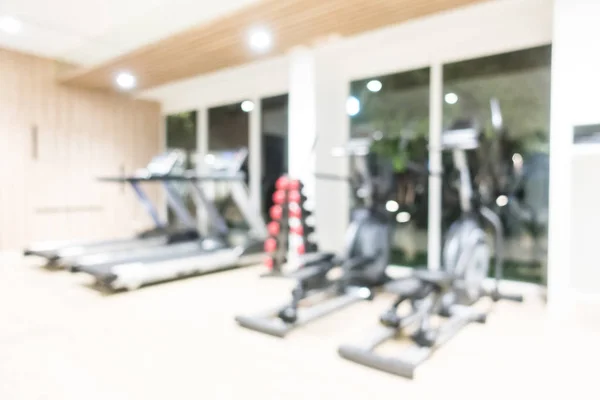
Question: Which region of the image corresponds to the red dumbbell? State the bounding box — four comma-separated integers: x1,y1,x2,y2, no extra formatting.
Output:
297,243,306,255
264,238,277,253
289,205,302,219
288,190,301,204
290,225,304,236
272,189,286,205
269,205,283,220
264,257,274,269
275,176,289,191
288,179,301,191
267,221,280,236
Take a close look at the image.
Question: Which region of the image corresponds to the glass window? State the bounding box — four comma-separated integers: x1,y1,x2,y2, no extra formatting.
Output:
442,45,551,284
165,111,197,224
261,94,288,219
208,102,250,230
350,68,430,268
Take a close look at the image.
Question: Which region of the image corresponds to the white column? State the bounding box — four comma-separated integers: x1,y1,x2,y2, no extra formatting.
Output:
197,108,208,162
427,63,443,271
546,0,581,316
287,46,349,253
160,115,169,220
196,108,209,233
288,47,317,198
249,97,262,214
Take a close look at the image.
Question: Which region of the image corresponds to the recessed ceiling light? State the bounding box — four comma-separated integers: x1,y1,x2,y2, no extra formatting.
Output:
445,92,458,105
0,16,23,35
385,200,399,213
115,72,136,90
366,80,382,92
346,96,360,117
496,195,509,207
241,100,255,112
396,211,411,223
248,28,272,53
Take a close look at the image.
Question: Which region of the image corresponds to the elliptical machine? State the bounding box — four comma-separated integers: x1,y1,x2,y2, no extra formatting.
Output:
338,115,523,379
235,137,394,338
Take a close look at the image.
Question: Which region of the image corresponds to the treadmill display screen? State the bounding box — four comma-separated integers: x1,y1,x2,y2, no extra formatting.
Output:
144,151,186,176
204,149,248,174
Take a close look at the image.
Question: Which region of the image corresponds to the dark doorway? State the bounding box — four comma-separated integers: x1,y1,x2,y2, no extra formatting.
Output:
261,94,288,219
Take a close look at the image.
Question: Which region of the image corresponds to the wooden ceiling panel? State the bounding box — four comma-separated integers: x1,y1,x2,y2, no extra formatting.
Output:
59,0,486,91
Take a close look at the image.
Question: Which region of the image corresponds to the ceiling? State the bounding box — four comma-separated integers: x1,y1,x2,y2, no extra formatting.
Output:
0,0,260,65
1,0,485,91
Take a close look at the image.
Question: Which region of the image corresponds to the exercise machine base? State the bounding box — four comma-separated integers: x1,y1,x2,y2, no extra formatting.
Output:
235,287,369,338
338,304,486,379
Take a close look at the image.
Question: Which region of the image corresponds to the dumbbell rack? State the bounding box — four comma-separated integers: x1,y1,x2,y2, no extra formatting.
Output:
262,175,317,277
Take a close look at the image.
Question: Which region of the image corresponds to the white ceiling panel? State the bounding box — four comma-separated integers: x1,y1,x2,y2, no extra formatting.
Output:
0,0,260,65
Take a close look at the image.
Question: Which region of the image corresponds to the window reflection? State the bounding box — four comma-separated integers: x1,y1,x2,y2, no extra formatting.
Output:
165,111,197,224
443,45,551,284
261,95,289,220
350,68,430,267
208,103,250,230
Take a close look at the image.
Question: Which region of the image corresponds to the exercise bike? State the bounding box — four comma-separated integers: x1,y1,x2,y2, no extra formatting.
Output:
235,137,395,338
338,116,523,379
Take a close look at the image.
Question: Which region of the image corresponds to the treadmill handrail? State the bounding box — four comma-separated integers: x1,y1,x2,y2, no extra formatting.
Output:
97,172,246,183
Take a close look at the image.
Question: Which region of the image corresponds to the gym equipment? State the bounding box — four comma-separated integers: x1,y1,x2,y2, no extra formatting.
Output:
65,170,230,273
262,177,290,277
338,116,523,379
235,137,394,337
75,148,267,291
24,151,199,265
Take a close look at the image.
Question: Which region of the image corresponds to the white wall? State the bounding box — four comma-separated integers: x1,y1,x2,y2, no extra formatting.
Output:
141,56,289,113
550,0,600,311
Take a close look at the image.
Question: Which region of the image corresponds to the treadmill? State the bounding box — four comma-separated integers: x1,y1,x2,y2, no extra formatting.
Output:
65,155,239,272
76,148,268,291
23,151,199,265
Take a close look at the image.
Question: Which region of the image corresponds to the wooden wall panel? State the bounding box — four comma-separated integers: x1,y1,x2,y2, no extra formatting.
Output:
0,47,162,251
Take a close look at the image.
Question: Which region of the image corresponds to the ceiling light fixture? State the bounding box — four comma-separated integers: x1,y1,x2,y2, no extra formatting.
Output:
385,200,399,213
0,16,23,35
115,72,136,90
248,27,272,53
241,100,255,112
496,195,509,207
367,80,382,92
445,92,458,105
396,212,411,223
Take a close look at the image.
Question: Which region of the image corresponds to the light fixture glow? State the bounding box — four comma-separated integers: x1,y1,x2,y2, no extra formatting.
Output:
496,195,509,207
445,92,459,105
385,200,399,213
0,16,22,35
241,100,255,112
346,96,361,117
512,153,523,168
396,211,411,223
115,72,136,90
366,80,382,93
248,28,272,52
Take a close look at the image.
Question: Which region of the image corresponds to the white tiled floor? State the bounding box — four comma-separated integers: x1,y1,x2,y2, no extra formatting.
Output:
1,253,598,399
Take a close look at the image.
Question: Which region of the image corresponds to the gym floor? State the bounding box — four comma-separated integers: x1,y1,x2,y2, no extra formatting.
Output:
0,253,597,399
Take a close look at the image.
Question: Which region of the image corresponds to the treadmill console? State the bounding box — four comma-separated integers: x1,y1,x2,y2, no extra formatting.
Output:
204,148,248,175
137,150,187,177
